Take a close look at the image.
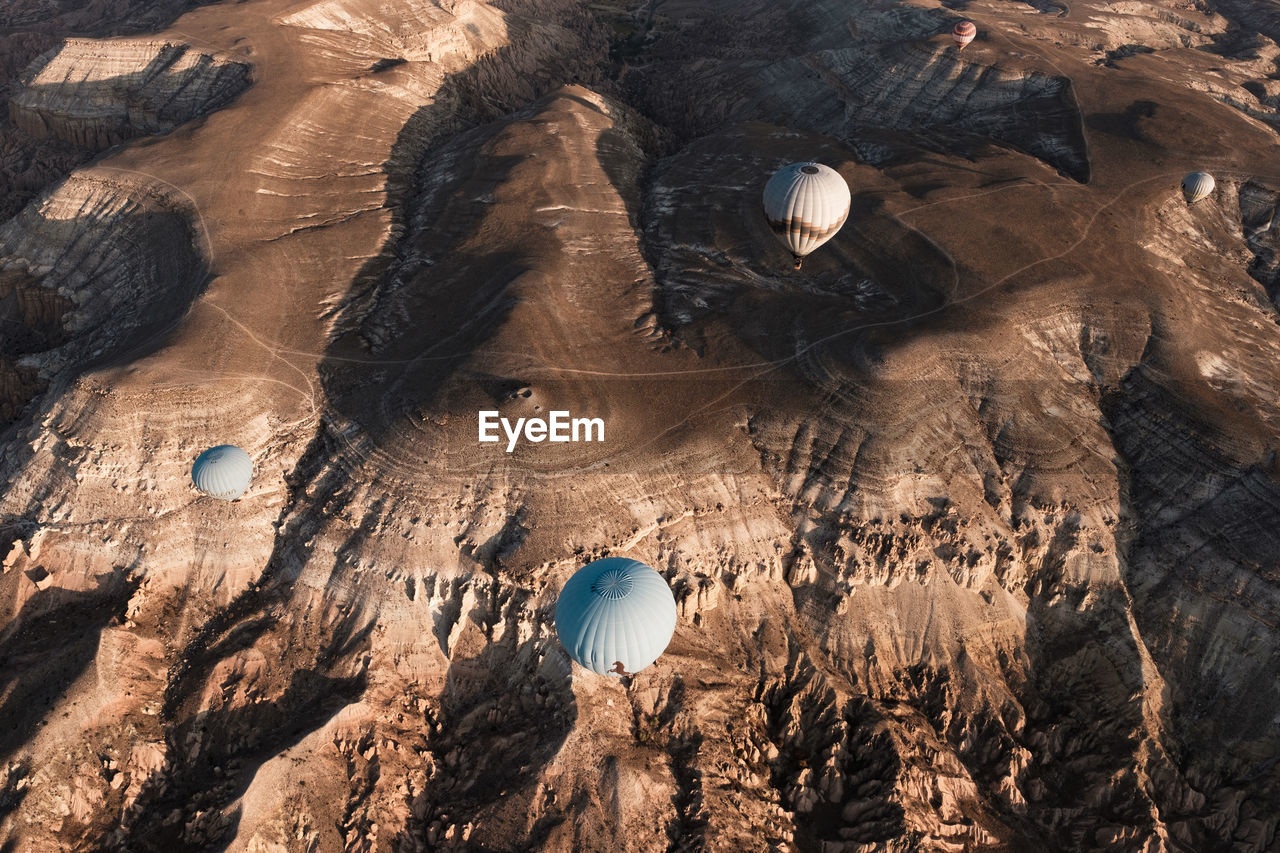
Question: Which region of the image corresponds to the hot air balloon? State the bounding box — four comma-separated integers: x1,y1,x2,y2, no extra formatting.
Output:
192,445,253,500
554,557,677,677
1181,171,1215,204
952,20,977,49
762,162,851,269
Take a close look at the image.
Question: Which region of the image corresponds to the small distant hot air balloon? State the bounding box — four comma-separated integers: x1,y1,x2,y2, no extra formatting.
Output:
952,20,977,49
554,557,677,677
1181,171,1215,204
762,162,851,269
192,445,253,500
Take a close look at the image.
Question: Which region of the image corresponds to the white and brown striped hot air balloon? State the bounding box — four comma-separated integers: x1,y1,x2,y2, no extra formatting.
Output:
762,162,851,270
952,20,977,49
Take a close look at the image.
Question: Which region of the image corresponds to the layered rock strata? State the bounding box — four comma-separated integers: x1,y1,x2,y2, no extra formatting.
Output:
0,0,1276,850
10,40,252,151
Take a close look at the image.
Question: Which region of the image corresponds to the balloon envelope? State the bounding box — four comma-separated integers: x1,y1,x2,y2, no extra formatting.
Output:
953,20,976,48
762,162,851,265
192,445,253,500
554,557,677,676
1181,171,1215,204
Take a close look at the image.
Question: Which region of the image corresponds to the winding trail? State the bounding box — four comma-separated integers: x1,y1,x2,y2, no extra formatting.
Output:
109,152,1277,484
41,2,1275,488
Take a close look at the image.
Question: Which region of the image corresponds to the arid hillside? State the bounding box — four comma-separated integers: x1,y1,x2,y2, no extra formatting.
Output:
0,0,1278,850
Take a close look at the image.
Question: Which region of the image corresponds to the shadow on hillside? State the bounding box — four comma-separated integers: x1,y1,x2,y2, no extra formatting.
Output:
397,633,577,849
0,186,211,513
0,572,140,762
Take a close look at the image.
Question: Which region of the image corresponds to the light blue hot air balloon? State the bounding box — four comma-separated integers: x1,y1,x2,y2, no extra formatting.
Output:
554,557,677,677
191,445,253,500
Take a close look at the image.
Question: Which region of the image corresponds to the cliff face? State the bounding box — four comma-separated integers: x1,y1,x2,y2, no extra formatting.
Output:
0,174,207,430
10,40,252,150
613,0,1091,180
0,0,1278,851
1239,181,1280,299
0,0,231,221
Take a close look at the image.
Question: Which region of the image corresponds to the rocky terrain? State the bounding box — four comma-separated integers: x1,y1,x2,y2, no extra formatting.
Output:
10,39,252,150
0,0,1278,850
0,0,232,221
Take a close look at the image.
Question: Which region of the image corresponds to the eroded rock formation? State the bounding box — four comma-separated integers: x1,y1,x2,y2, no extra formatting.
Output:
0,0,1277,850
10,40,252,150
0,174,206,430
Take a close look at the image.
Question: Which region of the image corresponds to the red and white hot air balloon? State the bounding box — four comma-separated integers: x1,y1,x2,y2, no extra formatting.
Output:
952,20,977,49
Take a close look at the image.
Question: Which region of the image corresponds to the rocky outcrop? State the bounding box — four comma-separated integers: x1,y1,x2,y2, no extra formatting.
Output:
1206,0,1280,55
281,0,512,64
0,0,1279,850
0,0,232,220
615,0,1089,181
1103,367,1280,849
0,173,206,430
0,268,71,425
9,40,251,151
1238,181,1280,301
753,42,1090,181
0,0,215,31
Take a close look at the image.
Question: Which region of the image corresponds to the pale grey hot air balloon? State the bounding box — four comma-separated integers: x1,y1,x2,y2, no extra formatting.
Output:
192,445,253,500
1181,171,1215,204
554,557,677,677
763,162,851,269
